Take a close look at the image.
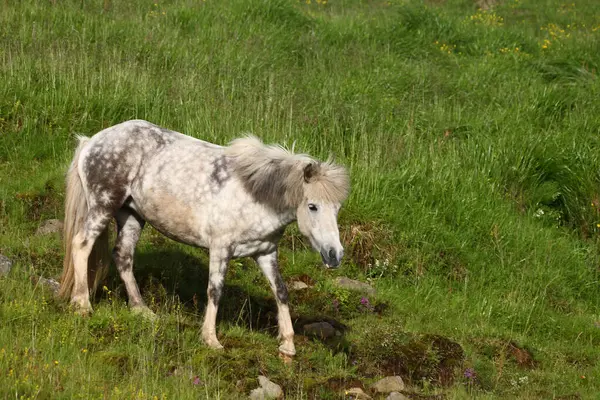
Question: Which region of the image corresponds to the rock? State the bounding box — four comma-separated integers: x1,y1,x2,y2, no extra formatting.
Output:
249,376,283,399
372,376,405,393
258,376,283,398
0,254,12,277
249,388,265,400
333,276,375,295
345,387,372,399
289,280,309,291
38,277,60,294
303,321,336,339
36,219,63,235
386,392,409,400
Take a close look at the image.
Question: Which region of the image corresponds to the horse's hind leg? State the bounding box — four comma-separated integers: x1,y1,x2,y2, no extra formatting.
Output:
71,210,112,314
113,207,154,318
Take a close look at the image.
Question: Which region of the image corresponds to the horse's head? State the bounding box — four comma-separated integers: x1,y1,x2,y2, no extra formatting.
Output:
296,162,349,268
225,136,349,267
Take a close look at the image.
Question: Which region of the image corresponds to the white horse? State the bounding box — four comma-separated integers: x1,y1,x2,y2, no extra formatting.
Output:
58,120,349,359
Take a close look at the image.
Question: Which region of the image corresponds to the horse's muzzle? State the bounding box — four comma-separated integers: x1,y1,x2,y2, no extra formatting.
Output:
321,247,343,268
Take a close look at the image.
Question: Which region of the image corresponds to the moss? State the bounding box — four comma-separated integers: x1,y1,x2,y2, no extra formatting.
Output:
349,322,464,387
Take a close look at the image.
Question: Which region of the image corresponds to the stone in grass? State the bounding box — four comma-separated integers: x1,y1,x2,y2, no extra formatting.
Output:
38,277,60,294
289,280,309,291
0,254,12,277
372,376,405,393
386,392,409,400
303,321,336,339
333,276,375,295
35,219,64,236
249,376,283,400
344,387,372,400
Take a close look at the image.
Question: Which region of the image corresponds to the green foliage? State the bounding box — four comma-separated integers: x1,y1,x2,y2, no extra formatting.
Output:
1,0,600,398
348,320,464,387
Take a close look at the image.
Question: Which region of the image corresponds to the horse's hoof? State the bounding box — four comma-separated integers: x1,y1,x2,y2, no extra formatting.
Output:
131,305,157,321
279,352,294,365
203,336,224,350
71,302,93,316
74,307,92,316
278,343,296,357
208,342,224,350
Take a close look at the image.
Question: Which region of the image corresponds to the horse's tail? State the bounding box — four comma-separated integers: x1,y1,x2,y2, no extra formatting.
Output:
58,136,110,301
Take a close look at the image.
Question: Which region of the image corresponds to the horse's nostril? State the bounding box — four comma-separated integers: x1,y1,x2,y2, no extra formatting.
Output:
328,248,336,260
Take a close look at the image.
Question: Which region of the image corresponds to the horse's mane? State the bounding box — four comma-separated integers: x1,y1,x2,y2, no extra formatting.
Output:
225,135,349,211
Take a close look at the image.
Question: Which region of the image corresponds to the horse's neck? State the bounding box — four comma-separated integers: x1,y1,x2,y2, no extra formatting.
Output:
273,208,297,230
243,207,296,246
284,209,297,224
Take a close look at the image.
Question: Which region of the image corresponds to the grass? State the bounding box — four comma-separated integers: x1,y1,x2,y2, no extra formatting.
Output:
1,0,600,398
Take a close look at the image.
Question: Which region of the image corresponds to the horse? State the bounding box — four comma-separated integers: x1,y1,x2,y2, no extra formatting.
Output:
58,120,350,359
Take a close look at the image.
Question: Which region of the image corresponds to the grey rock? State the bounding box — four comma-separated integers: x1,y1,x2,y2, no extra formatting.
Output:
36,219,63,235
303,321,336,339
258,376,283,398
249,388,266,400
334,276,375,295
249,376,283,399
289,280,309,291
38,277,60,294
0,254,12,277
345,387,371,399
372,376,405,393
386,392,409,400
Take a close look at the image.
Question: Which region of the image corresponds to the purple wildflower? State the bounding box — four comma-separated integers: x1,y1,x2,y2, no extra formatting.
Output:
332,299,340,311
464,368,476,380
360,297,374,312
192,376,202,385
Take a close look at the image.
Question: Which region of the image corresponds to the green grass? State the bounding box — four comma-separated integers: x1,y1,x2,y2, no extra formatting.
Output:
1,0,600,398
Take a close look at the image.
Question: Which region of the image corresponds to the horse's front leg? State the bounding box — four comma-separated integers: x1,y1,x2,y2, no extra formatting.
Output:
201,248,229,350
255,251,296,359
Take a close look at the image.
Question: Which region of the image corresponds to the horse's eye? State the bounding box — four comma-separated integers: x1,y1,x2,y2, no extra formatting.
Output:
308,203,318,212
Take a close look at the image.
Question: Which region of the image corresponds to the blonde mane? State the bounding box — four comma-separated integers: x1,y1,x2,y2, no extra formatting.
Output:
225,136,350,211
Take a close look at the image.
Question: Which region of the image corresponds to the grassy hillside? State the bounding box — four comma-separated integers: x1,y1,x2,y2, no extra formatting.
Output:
1,0,600,398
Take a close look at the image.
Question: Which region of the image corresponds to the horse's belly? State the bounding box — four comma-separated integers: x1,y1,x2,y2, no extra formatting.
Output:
147,218,209,249
129,191,210,248
231,241,277,258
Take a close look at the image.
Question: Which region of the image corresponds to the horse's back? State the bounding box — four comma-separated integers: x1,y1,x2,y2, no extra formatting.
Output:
77,120,211,212
88,119,182,150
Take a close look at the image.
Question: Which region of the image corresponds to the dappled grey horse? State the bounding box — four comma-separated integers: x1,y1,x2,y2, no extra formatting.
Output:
58,120,349,358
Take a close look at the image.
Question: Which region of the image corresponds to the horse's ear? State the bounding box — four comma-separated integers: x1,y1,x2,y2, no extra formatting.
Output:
303,162,319,183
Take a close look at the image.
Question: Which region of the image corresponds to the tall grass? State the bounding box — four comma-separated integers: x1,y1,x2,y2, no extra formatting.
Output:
1,0,600,398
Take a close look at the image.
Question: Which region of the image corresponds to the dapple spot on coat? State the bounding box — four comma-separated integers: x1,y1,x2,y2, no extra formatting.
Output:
210,156,231,189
